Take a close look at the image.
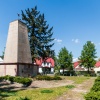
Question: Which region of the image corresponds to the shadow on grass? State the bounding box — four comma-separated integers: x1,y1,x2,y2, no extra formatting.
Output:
0,86,26,99
0,82,39,99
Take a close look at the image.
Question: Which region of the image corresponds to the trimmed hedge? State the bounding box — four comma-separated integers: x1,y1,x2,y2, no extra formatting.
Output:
0,76,5,81
85,91,100,100
14,77,32,87
91,82,100,92
0,75,32,87
85,76,100,100
36,75,62,80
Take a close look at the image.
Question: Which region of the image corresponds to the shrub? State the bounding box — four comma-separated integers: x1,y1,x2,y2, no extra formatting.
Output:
95,76,100,82
22,78,32,87
53,76,62,80
0,76,5,81
85,76,100,99
14,77,32,87
0,75,32,87
91,82,100,92
4,75,10,80
36,75,62,80
16,97,30,100
8,76,15,83
85,91,100,100
36,75,53,80
14,77,23,83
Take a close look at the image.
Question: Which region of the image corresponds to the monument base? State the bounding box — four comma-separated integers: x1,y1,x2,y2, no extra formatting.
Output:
0,63,38,77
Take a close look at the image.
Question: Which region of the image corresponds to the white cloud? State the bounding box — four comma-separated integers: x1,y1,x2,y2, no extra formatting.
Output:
96,42,100,46
55,38,62,44
91,42,94,44
73,57,79,62
72,39,80,43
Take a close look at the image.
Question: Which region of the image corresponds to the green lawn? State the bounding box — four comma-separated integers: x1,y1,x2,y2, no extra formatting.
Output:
61,76,90,84
0,76,92,100
1,86,69,100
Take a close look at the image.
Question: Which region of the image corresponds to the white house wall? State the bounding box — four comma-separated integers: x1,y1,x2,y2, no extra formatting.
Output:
94,67,100,73
39,68,42,73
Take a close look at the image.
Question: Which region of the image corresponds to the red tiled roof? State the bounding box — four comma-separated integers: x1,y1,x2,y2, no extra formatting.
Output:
35,58,42,66
95,61,100,67
73,61,80,68
74,61,100,68
44,58,54,67
35,57,55,67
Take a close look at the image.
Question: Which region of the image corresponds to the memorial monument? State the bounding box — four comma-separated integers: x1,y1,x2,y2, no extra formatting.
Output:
2,20,37,77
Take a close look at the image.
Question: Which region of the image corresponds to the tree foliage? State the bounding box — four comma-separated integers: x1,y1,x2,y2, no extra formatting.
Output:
79,41,97,73
21,6,54,60
58,47,73,74
0,47,5,59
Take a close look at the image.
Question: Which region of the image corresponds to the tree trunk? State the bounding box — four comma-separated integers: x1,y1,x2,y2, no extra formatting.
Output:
63,68,64,76
87,67,90,74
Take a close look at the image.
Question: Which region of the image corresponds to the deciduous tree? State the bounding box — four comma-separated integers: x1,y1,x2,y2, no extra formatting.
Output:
58,47,73,75
79,41,97,73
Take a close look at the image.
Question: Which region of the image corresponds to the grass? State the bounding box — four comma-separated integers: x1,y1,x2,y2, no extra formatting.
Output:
61,76,90,84
65,85,75,89
3,86,69,100
41,89,53,93
1,76,93,100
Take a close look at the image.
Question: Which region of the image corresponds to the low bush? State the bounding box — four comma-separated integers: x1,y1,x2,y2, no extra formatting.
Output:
8,76,15,83
14,77,32,87
95,76,100,82
0,76,5,81
85,91,100,100
53,76,62,80
85,76,100,100
36,75,53,80
36,75,62,80
91,82,100,92
16,97,30,100
22,78,32,87
0,75,32,87
14,77,23,83
4,75,10,80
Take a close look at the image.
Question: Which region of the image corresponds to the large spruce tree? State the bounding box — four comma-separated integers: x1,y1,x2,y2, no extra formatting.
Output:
21,6,54,60
58,47,73,75
79,41,97,73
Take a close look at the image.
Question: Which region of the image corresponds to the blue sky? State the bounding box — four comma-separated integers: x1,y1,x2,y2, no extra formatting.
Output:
0,0,100,59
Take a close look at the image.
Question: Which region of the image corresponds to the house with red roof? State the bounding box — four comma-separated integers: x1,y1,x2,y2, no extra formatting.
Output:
94,61,100,74
73,61,87,71
73,60,100,74
34,57,55,74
